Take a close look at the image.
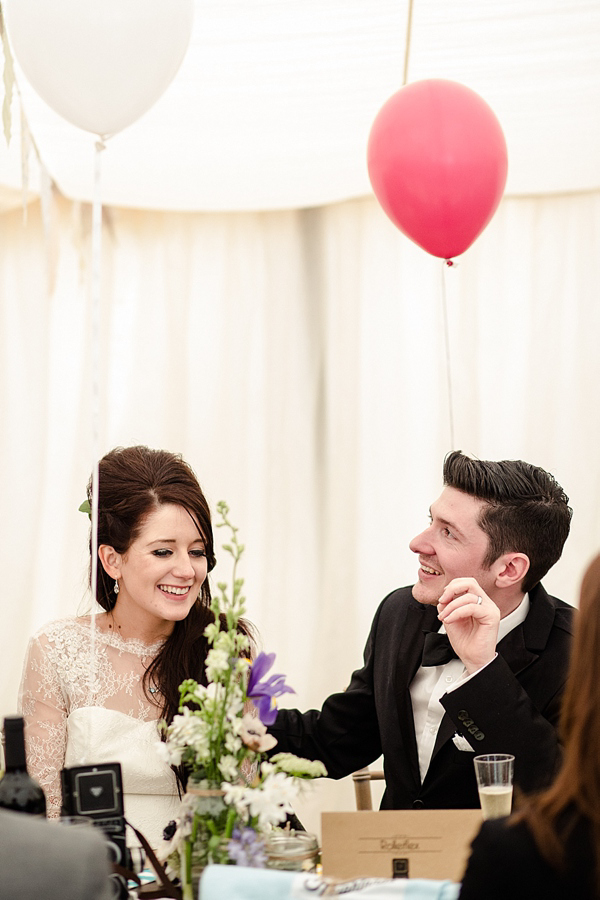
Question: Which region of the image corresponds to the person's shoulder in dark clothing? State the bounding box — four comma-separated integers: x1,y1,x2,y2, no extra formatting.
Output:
459,815,595,900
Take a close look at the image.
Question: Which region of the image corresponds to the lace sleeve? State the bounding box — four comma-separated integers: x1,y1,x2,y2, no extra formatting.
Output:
18,633,68,819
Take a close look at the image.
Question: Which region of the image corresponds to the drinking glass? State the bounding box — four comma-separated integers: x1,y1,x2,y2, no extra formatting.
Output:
473,754,514,819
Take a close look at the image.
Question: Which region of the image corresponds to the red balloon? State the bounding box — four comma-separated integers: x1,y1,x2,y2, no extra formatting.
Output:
367,79,508,259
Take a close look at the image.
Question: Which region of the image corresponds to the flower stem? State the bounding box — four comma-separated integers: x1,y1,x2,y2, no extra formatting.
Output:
224,806,237,839
182,838,194,900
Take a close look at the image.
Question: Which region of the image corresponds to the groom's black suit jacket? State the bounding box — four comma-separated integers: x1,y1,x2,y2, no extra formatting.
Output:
270,583,575,809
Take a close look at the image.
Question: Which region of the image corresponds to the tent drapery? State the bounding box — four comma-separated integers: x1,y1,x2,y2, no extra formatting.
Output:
1,0,600,832
0,0,599,211
2,189,600,830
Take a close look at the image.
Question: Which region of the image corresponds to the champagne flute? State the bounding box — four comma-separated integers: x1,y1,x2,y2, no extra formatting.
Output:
473,754,514,819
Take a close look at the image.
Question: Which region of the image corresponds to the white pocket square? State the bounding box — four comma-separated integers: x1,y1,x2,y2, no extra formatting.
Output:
452,733,474,752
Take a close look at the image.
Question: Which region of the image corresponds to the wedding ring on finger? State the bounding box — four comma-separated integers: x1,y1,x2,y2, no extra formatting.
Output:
476,596,483,605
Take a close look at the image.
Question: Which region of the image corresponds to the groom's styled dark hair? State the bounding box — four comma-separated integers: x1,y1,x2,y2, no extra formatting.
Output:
443,450,572,593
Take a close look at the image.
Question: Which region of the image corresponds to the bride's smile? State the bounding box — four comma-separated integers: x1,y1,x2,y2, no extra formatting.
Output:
100,502,208,642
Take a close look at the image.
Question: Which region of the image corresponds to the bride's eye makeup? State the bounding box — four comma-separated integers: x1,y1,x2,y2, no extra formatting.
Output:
151,546,206,558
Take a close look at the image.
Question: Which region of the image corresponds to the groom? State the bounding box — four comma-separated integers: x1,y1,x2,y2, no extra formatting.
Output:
269,451,575,808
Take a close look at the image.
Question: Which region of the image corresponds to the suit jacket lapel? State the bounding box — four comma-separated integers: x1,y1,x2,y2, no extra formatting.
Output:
495,582,552,674
394,601,439,790
495,623,538,674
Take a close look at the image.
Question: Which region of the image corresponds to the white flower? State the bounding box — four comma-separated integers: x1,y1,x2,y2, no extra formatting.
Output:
225,687,245,719
203,622,220,643
239,713,277,753
223,783,251,822
205,648,231,682
190,683,209,703
223,782,246,804
156,740,183,766
205,682,227,705
247,791,288,828
166,708,211,760
218,754,239,781
225,730,243,755
156,793,198,862
156,810,191,862
261,771,300,807
248,772,299,828
213,630,236,654
234,657,251,678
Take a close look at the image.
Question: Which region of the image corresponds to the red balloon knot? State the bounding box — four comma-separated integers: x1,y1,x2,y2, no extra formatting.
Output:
445,259,455,267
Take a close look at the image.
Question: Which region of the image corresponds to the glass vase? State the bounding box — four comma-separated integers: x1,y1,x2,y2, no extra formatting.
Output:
180,782,229,900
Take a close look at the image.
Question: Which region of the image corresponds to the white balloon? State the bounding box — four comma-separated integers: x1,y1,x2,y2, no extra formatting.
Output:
3,0,194,137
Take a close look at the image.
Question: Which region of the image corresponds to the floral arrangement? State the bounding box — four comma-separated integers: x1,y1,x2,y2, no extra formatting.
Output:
157,502,326,897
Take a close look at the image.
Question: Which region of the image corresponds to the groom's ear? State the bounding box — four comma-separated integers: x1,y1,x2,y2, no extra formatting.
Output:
494,553,530,588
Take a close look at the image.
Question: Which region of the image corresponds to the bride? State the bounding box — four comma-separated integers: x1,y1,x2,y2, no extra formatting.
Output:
18,445,252,848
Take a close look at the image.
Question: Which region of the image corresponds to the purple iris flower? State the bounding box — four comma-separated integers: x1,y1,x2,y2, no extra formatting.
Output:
228,826,267,868
247,652,294,726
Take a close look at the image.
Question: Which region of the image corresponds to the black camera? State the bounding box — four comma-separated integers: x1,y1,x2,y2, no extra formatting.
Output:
61,761,132,899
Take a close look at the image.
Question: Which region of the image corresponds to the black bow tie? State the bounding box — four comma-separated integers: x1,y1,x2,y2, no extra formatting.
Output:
421,630,459,667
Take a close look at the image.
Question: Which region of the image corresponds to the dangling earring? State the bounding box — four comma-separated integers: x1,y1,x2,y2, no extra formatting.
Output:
114,580,120,595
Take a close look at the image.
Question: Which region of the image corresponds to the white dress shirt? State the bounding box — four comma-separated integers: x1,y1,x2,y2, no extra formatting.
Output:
410,594,530,782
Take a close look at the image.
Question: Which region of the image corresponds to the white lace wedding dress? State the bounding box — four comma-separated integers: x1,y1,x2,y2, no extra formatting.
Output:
18,617,182,848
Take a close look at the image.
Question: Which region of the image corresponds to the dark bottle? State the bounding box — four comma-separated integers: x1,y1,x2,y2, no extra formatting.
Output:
0,716,46,816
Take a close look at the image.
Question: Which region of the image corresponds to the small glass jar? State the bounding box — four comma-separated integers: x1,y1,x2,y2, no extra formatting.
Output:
265,831,319,872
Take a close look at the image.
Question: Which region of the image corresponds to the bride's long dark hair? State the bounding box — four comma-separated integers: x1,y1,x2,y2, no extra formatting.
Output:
87,444,251,727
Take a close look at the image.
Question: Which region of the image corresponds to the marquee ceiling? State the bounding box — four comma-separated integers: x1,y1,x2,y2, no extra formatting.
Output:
0,0,598,212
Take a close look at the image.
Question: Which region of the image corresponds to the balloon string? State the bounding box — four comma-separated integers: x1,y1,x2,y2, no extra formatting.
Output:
441,261,456,450
88,137,106,755
403,0,415,85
